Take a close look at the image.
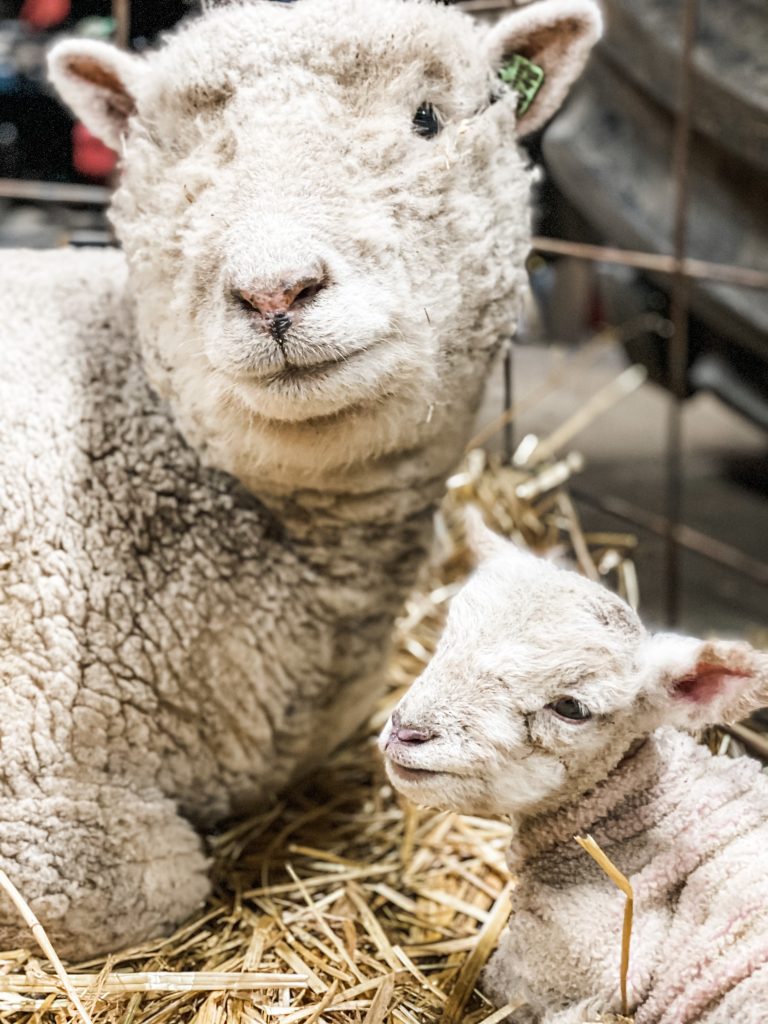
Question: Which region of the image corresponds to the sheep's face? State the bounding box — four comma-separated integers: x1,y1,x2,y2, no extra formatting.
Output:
381,518,768,818
49,0,600,484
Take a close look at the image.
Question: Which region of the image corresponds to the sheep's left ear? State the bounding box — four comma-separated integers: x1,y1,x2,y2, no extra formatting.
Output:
484,0,602,136
48,39,145,151
642,634,768,729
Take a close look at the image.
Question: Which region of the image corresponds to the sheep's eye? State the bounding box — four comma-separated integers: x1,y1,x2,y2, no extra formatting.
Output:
412,102,441,138
549,698,592,722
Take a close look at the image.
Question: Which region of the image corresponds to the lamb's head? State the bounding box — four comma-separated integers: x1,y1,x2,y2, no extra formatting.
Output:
48,0,599,486
381,514,768,818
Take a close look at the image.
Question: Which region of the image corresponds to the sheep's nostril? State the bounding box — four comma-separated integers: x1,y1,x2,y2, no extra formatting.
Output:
394,726,434,745
234,270,327,319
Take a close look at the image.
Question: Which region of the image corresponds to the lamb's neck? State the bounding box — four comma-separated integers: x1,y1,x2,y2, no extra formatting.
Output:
507,735,662,873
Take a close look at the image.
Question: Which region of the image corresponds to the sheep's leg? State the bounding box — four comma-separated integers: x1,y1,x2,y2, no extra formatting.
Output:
0,782,209,959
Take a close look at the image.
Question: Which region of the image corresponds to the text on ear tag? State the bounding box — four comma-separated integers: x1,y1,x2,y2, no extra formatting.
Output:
499,54,545,116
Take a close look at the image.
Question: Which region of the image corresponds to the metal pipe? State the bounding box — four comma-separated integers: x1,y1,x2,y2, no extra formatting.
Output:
529,237,768,291
665,0,700,626
0,180,111,204
572,489,768,588
112,0,131,49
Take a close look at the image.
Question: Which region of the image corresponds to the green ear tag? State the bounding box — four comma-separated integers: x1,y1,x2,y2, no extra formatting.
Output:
499,54,545,116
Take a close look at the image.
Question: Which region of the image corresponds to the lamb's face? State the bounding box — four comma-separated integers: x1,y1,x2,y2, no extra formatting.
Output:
49,0,601,483
381,546,651,818
382,524,768,818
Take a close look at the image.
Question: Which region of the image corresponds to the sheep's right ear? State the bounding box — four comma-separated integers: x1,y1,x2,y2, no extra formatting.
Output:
642,633,768,729
48,40,145,151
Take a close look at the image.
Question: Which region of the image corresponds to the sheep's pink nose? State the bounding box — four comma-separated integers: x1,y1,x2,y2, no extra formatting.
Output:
235,274,326,318
389,712,434,746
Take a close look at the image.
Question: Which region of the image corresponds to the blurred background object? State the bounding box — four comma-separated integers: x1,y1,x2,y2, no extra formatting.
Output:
0,0,197,244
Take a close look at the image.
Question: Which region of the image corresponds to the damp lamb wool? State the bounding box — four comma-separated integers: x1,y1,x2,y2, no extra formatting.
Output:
382,517,768,1024
0,0,599,956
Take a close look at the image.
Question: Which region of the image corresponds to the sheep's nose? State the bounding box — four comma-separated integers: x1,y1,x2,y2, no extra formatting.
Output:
389,712,434,746
235,272,327,319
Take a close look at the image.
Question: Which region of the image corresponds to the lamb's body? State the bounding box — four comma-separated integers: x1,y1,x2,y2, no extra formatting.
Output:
0,248,432,951
382,520,768,1024
493,728,768,1024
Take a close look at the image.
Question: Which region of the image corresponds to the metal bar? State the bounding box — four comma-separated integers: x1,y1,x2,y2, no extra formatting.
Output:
529,237,768,291
503,341,514,464
665,0,700,626
458,1,517,11
572,489,768,588
0,180,111,204
112,0,131,49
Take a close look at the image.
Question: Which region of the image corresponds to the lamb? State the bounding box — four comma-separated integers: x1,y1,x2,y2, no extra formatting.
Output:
381,515,768,1024
0,0,600,958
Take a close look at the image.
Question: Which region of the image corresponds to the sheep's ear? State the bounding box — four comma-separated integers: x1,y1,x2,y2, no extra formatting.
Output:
642,634,768,728
48,39,144,151
484,0,602,136
464,507,517,564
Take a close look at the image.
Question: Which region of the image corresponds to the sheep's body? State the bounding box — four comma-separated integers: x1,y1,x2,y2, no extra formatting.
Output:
489,727,768,1024
0,0,600,957
0,247,433,953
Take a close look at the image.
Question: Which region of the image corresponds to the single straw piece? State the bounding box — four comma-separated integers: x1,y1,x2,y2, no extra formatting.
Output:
0,869,94,1024
574,835,634,1018
440,881,514,1024
521,365,648,468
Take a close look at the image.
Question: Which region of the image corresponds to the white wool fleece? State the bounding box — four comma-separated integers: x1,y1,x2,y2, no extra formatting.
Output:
1,0,599,956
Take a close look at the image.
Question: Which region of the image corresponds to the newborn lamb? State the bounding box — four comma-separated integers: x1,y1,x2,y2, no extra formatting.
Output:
381,516,768,1024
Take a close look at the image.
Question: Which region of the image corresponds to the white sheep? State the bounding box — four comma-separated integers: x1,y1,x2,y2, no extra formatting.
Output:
381,516,768,1024
0,0,599,957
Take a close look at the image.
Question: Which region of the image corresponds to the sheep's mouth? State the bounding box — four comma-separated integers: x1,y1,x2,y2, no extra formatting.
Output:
262,357,352,384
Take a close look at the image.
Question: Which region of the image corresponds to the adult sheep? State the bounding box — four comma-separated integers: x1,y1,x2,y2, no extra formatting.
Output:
0,0,599,957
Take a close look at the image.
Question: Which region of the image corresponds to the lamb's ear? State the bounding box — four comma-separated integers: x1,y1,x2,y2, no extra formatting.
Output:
642,633,768,728
464,507,519,564
48,39,144,151
484,0,602,136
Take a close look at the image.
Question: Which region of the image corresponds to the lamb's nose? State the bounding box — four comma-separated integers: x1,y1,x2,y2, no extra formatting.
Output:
389,712,434,746
235,272,327,318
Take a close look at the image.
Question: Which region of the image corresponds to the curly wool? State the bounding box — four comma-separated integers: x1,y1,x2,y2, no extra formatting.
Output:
0,247,434,954
494,728,768,1024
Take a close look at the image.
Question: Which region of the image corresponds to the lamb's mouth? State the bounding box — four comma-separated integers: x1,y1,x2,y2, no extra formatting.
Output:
386,760,448,784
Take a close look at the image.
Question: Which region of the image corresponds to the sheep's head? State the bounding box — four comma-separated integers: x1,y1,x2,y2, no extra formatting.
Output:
48,0,600,487
381,513,768,818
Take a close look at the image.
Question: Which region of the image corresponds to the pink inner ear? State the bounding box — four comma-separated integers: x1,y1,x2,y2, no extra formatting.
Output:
674,662,752,705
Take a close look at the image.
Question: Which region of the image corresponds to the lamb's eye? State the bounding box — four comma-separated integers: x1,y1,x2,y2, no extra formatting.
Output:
412,102,441,138
549,698,592,722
